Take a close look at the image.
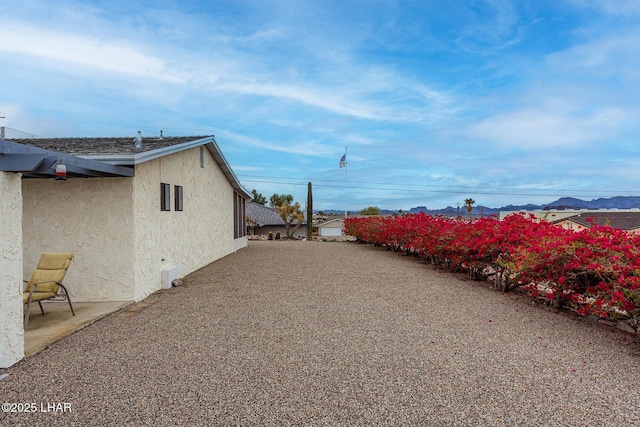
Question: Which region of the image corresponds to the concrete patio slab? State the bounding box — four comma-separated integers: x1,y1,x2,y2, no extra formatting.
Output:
24,301,132,356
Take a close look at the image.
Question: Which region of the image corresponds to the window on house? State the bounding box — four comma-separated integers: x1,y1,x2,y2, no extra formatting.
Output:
175,185,184,211
233,192,238,238
233,191,247,239
161,183,171,211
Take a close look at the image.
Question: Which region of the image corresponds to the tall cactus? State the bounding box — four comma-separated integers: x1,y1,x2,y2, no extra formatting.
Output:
307,181,313,238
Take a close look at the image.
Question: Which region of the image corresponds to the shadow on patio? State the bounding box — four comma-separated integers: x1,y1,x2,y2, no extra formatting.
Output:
24,301,132,356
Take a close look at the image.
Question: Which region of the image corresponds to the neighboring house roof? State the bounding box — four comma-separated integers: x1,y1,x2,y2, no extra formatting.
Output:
316,218,344,228
246,201,306,227
1,134,251,198
556,212,640,231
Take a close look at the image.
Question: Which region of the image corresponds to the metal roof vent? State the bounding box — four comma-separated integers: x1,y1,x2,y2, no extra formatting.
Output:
134,131,143,148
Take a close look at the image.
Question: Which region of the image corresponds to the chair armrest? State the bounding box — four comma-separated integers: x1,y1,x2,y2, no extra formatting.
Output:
31,281,63,287
27,281,64,295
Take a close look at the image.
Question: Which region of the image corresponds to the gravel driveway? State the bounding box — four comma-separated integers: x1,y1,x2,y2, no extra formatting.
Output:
1,240,639,426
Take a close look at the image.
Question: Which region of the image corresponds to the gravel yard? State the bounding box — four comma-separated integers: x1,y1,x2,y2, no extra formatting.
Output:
1,240,639,426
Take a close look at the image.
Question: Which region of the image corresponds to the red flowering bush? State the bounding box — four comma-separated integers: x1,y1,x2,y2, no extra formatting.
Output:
344,213,640,326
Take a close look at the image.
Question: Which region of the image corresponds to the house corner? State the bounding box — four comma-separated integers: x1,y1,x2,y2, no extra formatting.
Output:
0,172,25,368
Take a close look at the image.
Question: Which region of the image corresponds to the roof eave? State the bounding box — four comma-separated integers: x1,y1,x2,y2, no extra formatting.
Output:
79,135,251,198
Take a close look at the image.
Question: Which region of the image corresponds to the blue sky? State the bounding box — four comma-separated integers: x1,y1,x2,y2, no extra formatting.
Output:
2,1,639,211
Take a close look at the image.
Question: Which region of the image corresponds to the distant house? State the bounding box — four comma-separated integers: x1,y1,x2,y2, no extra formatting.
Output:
246,201,306,238
500,208,640,223
317,218,345,237
499,209,593,222
0,134,250,367
553,211,640,233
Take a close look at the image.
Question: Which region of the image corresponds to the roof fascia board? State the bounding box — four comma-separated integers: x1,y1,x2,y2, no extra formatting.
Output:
0,154,46,171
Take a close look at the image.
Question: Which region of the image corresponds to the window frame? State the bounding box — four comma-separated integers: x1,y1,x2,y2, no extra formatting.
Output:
175,185,184,212
161,183,171,211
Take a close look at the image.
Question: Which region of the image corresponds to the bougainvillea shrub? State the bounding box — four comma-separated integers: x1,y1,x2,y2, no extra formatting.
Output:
344,213,640,325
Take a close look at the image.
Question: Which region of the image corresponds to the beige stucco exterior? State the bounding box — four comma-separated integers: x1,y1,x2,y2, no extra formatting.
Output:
0,172,24,367
131,146,241,300
22,177,136,301
21,145,246,304
554,218,587,232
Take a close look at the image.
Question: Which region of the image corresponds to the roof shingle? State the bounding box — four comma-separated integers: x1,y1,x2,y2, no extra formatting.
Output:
561,211,640,230
9,135,209,156
246,201,306,226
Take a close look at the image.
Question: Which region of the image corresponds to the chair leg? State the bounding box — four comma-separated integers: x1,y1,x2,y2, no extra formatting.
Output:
67,295,75,316
59,284,75,316
37,301,45,315
24,289,37,331
24,303,31,331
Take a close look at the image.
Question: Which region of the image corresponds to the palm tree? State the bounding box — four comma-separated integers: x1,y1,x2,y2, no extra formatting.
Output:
464,198,475,220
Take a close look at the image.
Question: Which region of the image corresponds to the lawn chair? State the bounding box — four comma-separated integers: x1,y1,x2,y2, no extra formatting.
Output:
23,252,75,330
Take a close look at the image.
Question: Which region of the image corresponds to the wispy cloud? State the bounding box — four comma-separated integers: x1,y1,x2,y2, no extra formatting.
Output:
0,19,454,125
216,129,334,157
467,106,632,149
568,0,640,16
453,0,525,53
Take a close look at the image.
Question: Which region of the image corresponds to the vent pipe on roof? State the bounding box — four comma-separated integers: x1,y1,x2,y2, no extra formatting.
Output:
134,131,142,148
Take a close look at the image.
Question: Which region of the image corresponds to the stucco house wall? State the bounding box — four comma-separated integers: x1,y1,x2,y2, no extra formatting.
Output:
554,218,585,231
0,172,24,367
234,234,248,251
21,146,246,303
22,177,136,302
132,146,239,300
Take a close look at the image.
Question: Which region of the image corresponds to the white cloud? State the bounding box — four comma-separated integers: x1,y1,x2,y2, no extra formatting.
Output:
545,34,640,80
0,22,452,124
454,0,524,53
215,80,380,120
467,107,631,149
0,24,185,83
209,73,454,123
216,129,334,157
568,0,640,16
